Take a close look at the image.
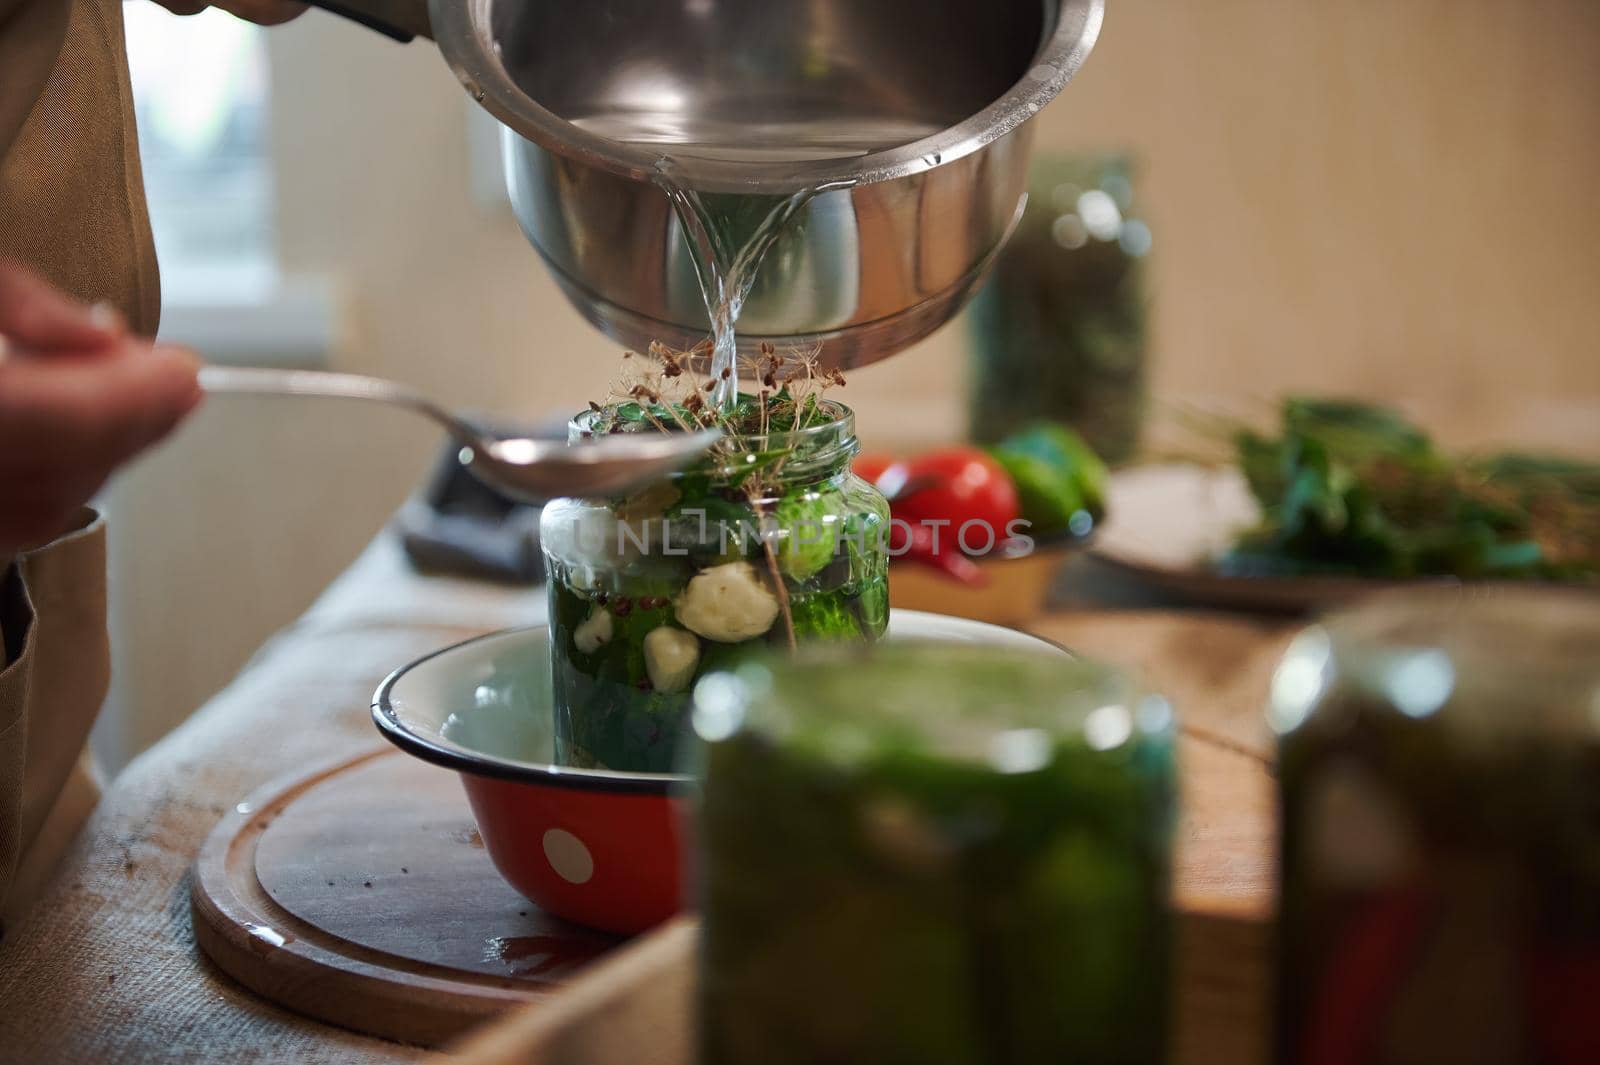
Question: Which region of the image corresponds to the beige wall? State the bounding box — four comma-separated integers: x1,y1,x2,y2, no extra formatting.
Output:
98,1,1600,766
852,0,1600,447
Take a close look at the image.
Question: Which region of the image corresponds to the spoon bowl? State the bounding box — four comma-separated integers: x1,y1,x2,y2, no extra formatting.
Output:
471,429,722,500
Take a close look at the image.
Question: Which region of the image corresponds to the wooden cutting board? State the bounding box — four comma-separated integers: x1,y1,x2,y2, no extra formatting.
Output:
190,749,623,1046
195,716,1277,1059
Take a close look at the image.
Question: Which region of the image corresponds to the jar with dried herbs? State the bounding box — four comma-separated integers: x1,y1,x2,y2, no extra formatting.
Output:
541,373,889,774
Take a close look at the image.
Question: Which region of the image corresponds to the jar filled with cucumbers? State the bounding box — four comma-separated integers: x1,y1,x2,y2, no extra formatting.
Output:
693,643,1178,1064
541,394,890,773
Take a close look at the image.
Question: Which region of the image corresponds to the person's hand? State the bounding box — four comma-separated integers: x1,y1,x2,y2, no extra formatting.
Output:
151,0,309,26
0,262,202,555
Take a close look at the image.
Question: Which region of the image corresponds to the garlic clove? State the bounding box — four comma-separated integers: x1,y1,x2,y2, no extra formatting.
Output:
573,604,615,654
675,561,780,643
643,626,702,693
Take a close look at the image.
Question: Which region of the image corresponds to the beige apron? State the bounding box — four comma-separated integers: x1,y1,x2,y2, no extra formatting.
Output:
0,0,160,333
0,513,108,927
0,0,159,924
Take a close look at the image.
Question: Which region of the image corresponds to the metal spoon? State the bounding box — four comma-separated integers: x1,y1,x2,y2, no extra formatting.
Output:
198,366,719,501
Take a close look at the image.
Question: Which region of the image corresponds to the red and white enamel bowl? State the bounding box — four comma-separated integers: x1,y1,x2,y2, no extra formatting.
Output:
372,611,1063,935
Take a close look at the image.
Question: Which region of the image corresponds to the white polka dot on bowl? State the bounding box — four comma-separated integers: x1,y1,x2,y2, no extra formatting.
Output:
542,828,595,885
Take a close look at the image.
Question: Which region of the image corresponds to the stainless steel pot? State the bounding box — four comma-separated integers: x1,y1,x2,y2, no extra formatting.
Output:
311,0,1103,368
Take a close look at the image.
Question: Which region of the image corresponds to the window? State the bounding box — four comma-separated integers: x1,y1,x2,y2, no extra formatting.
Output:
123,3,275,299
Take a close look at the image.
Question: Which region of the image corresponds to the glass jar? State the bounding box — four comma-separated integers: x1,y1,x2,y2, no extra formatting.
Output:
1272,589,1600,1065
967,154,1150,464
540,400,889,773
693,642,1177,1064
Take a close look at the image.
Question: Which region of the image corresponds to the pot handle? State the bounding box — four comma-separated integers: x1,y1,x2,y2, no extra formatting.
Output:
304,0,432,43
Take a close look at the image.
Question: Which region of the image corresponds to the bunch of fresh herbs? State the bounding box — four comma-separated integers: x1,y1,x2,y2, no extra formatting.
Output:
1222,398,1599,581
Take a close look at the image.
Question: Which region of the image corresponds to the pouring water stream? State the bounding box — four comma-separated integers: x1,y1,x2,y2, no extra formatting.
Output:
652,168,854,410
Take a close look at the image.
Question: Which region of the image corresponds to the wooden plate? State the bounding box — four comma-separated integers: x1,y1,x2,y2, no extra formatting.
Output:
190,748,623,1046
887,541,1076,625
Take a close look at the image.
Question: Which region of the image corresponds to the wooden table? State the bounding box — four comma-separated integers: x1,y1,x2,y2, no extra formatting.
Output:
0,537,1300,1064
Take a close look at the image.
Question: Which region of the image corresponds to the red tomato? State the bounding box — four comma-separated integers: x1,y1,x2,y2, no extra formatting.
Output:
895,447,1020,539
852,452,902,490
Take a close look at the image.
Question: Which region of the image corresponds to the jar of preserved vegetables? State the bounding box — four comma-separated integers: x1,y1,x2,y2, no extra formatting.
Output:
540,399,889,773
693,642,1177,1065
1272,589,1600,1065
967,154,1150,464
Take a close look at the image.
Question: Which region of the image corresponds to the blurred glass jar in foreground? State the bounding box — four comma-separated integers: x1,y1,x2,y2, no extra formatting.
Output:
1272,590,1600,1065
693,643,1177,1065
541,402,889,773
967,155,1150,464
